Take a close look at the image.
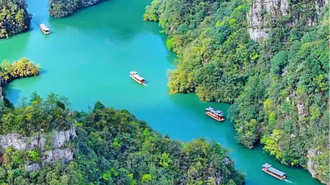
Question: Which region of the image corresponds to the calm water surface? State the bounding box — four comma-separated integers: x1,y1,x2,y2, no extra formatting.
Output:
0,0,322,184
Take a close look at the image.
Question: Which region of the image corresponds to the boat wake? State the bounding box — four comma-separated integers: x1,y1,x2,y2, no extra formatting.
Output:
143,84,147,87
284,179,294,184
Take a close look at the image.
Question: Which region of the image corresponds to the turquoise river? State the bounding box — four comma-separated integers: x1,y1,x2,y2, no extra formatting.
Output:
0,0,323,184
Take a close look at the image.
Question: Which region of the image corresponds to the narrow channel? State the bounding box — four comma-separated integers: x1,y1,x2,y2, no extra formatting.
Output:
0,0,322,184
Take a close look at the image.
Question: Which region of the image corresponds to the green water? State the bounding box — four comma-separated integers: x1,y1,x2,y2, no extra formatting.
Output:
0,0,322,184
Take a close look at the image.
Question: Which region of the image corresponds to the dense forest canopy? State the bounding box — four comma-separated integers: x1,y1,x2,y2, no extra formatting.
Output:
144,0,329,183
0,94,245,185
49,0,107,18
0,0,31,38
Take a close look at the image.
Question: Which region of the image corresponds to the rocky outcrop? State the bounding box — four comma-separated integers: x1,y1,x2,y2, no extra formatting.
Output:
247,0,289,42
26,163,42,171
0,0,31,39
247,0,328,42
307,148,329,184
45,149,74,162
0,79,4,101
49,0,108,18
307,149,318,179
0,127,76,151
0,127,76,170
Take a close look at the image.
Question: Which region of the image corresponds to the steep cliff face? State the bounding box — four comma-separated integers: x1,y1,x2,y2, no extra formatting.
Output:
307,148,330,184
307,149,319,181
247,0,328,41
0,127,76,151
0,127,76,170
247,0,289,41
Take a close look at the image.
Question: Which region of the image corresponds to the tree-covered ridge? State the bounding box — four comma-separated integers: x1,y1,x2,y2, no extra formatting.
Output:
0,0,31,38
0,95,244,185
144,0,329,183
144,0,258,103
0,58,40,83
0,92,72,136
49,0,107,18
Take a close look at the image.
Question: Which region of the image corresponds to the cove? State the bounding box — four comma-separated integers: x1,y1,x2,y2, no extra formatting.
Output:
0,0,322,184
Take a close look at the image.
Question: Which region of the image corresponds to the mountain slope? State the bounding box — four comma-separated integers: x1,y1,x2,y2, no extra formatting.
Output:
144,0,329,183
0,94,244,184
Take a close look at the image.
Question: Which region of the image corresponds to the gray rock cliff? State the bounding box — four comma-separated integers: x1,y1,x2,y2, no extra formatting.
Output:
247,0,328,41
0,127,76,171
307,148,329,184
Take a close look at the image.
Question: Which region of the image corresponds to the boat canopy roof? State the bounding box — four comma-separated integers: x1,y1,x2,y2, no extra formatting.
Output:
130,71,144,81
206,107,223,116
263,163,272,168
268,167,286,177
134,74,145,81
40,24,49,31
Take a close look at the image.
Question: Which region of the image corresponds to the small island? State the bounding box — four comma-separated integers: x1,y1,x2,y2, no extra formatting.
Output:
0,58,40,82
0,0,31,38
49,0,107,18
0,58,40,100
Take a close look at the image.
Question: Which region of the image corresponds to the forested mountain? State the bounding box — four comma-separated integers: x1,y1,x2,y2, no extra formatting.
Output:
49,0,107,18
0,0,31,38
144,0,329,183
0,94,244,185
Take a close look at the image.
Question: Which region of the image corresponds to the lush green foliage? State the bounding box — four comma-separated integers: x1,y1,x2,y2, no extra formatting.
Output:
70,101,245,184
0,58,40,83
230,6,329,183
0,0,31,38
144,0,258,103
144,0,329,182
49,0,107,18
0,96,244,184
0,92,73,136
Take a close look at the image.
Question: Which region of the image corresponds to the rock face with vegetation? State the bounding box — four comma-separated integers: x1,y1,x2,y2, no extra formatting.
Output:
49,0,107,18
0,0,31,38
0,127,76,168
144,0,329,183
0,94,244,184
247,0,328,41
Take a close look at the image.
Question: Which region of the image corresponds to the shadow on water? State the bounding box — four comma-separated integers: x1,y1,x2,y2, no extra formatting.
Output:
39,70,46,75
2,86,22,106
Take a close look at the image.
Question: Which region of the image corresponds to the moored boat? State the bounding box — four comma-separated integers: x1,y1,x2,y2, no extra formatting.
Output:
40,24,50,35
205,107,225,122
262,163,286,180
130,71,145,84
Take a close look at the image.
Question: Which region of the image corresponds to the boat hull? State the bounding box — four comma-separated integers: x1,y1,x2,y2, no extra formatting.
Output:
262,168,286,180
40,29,50,35
130,76,145,84
205,112,225,122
